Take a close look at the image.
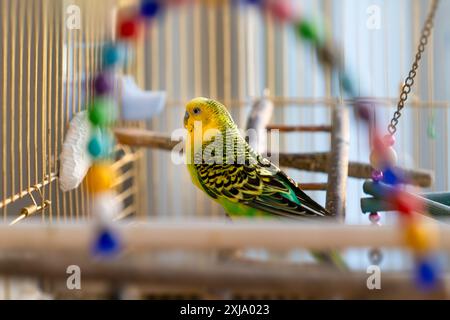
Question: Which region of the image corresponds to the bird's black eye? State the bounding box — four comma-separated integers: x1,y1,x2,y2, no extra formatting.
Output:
193,107,201,115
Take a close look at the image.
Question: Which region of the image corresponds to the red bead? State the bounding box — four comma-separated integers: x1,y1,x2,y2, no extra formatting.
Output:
268,0,295,22
392,190,424,216
119,18,138,39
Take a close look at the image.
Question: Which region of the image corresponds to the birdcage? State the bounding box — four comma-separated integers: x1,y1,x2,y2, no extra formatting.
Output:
0,0,450,299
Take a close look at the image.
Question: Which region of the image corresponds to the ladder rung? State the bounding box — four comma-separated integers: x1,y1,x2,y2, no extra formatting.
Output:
297,183,328,191
266,125,331,132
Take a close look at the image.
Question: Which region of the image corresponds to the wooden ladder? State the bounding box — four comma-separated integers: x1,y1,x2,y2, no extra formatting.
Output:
245,95,349,220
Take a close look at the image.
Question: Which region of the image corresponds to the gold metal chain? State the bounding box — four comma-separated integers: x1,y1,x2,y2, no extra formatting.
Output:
387,0,439,135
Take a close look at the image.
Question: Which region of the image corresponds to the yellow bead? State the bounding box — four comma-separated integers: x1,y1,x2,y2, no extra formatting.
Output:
86,163,116,194
370,147,397,170
404,221,438,252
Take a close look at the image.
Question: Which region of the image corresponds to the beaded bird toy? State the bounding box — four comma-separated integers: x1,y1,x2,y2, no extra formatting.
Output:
242,0,442,289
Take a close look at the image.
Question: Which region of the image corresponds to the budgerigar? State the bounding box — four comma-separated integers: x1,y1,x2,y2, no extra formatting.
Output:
184,97,345,268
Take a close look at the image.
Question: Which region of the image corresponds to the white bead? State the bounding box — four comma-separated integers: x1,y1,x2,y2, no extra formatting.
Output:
91,191,122,223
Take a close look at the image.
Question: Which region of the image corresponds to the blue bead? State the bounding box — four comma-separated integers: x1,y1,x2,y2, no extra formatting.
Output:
140,0,160,18
339,72,356,96
93,228,120,256
244,0,262,4
382,167,402,185
415,258,439,291
88,136,103,158
103,43,123,67
88,131,114,159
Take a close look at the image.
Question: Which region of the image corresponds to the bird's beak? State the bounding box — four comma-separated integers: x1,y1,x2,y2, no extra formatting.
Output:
184,111,189,128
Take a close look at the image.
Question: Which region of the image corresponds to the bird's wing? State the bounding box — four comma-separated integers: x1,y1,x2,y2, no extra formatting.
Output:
194,155,331,219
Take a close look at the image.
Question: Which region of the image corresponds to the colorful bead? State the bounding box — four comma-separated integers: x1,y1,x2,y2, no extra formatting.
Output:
296,19,320,43
86,163,116,194
91,191,122,223
383,134,395,147
88,135,103,158
392,190,423,216
353,100,372,122
245,0,262,5
103,43,123,67
92,227,121,256
118,18,139,39
369,212,380,223
339,72,356,97
404,221,438,252
382,167,402,185
87,131,113,159
371,170,383,182
405,223,429,251
141,0,161,17
88,99,116,127
415,257,439,290
369,146,397,170
268,0,294,22
94,73,114,95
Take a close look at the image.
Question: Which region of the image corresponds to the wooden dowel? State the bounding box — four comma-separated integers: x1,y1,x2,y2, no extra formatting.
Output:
266,124,331,132
114,128,180,151
1,220,450,252
113,128,434,187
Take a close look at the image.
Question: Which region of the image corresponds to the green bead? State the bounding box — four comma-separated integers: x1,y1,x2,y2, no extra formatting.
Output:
297,20,319,42
88,99,116,127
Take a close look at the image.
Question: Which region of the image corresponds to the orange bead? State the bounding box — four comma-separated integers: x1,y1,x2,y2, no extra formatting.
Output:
86,163,116,194
404,221,438,253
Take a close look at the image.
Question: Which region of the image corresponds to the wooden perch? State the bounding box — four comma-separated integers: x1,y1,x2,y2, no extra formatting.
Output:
325,107,349,219
0,253,446,299
114,127,179,151
2,220,450,252
114,128,434,187
266,124,331,132
279,152,433,188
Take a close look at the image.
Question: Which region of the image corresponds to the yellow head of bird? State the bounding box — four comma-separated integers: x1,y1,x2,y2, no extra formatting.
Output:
184,97,235,134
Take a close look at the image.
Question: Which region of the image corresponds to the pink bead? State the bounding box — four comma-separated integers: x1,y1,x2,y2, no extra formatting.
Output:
269,1,294,22
371,170,383,182
383,134,395,147
369,212,381,223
